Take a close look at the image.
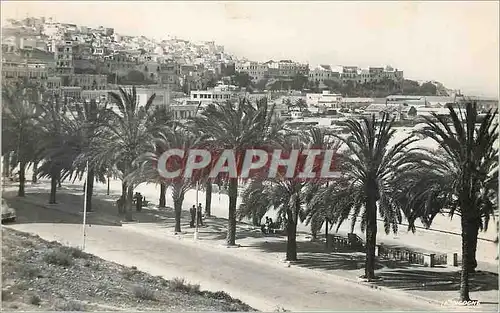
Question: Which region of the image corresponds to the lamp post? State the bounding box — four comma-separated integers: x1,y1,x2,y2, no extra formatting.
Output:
194,181,199,240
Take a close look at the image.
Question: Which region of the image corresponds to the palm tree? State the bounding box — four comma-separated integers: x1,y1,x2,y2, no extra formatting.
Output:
409,103,498,301
2,80,42,196
37,93,73,204
190,98,285,246
301,127,341,239
59,99,113,211
92,86,157,220
145,105,174,208
133,123,200,232
239,129,334,260
308,114,420,280
238,136,303,261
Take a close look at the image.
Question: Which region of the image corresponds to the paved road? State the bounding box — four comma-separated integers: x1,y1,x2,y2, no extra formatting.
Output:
5,198,447,312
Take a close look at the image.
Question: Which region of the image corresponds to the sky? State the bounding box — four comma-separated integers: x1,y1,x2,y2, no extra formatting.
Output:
2,1,499,97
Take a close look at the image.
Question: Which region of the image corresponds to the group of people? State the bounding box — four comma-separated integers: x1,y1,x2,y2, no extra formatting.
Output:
261,216,283,234
190,203,204,227
133,192,146,212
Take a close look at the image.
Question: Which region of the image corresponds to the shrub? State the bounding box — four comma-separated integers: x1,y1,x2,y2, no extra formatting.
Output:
18,265,42,278
121,268,136,280
28,294,41,305
168,277,200,294
62,246,89,259
132,285,156,301
43,248,73,266
54,300,86,311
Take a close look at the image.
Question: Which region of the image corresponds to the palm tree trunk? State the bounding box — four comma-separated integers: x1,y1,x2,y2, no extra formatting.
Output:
159,183,166,208
286,208,298,261
3,155,10,177
49,170,58,204
173,196,184,233
107,175,110,195
205,181,212,216
86,168,95,212
252,211,260,226
17,161,26,197
124,185,133,221
460,217,472,301
226,178,238,246
311,216,318,240
32,161,38,183
364,189,377,279
119,181,127,214
466,220,480,273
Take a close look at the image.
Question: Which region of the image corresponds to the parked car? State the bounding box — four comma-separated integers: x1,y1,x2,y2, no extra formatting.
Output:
1,198,16,223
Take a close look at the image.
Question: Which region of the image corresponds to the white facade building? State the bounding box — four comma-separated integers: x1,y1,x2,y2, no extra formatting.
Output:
189,84,239,107
306,91,342,109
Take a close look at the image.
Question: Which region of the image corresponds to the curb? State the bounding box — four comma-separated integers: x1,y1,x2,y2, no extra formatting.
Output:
15,197,123,227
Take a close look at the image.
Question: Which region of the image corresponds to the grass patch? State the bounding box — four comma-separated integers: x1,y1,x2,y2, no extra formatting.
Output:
132,285,157,301
43,248,73,267
168,277,200,294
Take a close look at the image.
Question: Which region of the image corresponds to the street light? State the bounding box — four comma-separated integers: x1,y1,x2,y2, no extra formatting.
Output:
194,181,199,240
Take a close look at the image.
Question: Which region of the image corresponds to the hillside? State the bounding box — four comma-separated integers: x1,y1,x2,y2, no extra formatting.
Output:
1,228,254,312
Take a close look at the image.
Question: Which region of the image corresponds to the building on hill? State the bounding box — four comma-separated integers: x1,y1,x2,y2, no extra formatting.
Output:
52,40,74,75
309,65,341,87
1,59,49,82
189,84,239,107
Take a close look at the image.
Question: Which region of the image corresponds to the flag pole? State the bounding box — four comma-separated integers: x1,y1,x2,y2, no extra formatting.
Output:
82,161,89,250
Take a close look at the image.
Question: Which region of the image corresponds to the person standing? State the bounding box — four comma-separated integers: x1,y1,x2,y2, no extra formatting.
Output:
134,192,142,212
197,203,203,226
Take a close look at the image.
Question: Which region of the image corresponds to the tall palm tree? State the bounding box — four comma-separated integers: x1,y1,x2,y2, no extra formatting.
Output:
37,93,72,204
145,105,174,208
238,135,307,261
60,99,113,211
2,80,42,196
190,98,285,246
300,127,341,239
308,114,420,280
91,86,157,220
409,103,498,301
133,123,200,232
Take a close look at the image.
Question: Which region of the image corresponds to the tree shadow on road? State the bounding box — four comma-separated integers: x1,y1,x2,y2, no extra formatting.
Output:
376,269,499,293
250,239,412,272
